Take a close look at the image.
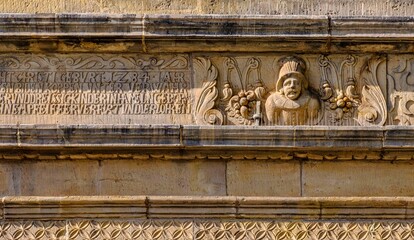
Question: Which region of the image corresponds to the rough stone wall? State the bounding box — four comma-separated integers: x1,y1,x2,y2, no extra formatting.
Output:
1,0,414,16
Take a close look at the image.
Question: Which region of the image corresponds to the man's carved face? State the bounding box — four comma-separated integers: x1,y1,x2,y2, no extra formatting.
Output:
283,77,301,100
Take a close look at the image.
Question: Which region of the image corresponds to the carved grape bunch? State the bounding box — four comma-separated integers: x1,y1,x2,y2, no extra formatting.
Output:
226,89,261,125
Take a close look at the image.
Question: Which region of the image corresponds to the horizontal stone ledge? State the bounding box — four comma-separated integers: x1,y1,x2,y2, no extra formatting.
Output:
2,196,414,220
0,14,414,53
0,124,412,150
2,14,414,39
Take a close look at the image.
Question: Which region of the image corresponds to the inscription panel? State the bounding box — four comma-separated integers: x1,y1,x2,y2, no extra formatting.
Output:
0,54,192,124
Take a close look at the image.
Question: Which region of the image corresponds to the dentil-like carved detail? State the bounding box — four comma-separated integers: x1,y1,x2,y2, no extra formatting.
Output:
265,56,320,125
319,55,360,122
194,57,224,125
357,55,387,126
222,57,266,125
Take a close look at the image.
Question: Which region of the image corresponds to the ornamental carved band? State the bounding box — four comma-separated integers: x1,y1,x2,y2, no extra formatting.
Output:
0,220,414,240
0,53,411,126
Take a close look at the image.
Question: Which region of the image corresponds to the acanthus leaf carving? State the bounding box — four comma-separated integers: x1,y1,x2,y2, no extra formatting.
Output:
194,57,224,125
357,55,387,126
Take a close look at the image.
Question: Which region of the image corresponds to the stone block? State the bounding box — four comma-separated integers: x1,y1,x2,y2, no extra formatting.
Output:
0,163,14,196
303,161,414,196
19,161,99,196
227,160,301,196
99,159,226,195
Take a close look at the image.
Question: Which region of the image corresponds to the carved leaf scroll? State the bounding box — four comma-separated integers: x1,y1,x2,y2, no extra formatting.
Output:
357,55,387,126
194,57,224,125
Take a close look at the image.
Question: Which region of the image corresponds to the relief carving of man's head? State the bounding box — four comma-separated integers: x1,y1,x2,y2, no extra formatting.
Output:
265,56,320,125
276,56,308,100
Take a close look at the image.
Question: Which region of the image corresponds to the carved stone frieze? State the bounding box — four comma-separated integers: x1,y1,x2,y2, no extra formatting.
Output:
0,220,414,240
198,54,392,126
0,53,410,126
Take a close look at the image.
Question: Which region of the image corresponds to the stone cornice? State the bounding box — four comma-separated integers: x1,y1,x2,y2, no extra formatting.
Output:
2,196,414,220
0,124,410,149
0,14,414,53
0,125,412,160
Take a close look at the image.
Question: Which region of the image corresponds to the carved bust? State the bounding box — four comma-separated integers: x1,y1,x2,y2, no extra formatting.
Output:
265,57,320,125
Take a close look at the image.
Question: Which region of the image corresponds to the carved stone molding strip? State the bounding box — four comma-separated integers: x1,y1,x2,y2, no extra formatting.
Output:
1,220,414,240
0,14,414,53
2,196,414,220
331,17,414,39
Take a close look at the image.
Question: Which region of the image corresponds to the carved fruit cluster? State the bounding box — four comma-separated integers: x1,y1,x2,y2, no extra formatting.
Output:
321,83,359,121
225,86,265,125
327,90,353,113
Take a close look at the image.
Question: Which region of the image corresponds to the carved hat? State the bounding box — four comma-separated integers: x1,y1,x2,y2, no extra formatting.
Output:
276,56,308,92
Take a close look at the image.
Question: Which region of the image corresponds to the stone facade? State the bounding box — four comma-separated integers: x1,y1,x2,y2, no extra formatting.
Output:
1,0,414,16
1,0,414,238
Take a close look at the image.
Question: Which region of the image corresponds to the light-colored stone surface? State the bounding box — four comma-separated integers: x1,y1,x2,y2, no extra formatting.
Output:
0,1,413,236
3,158,414,197
3,196,414,220
0,52,388,126
0,15,410,127
0,159,226,196
1,196,413,238
0,0,413,16
0,51,393,127
0,54,192,125
227,160,301,196
303,161,414,196
1,219,414,240
99,160,226,196
3,196,147,219
19,161,99,196
0,163,14,196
